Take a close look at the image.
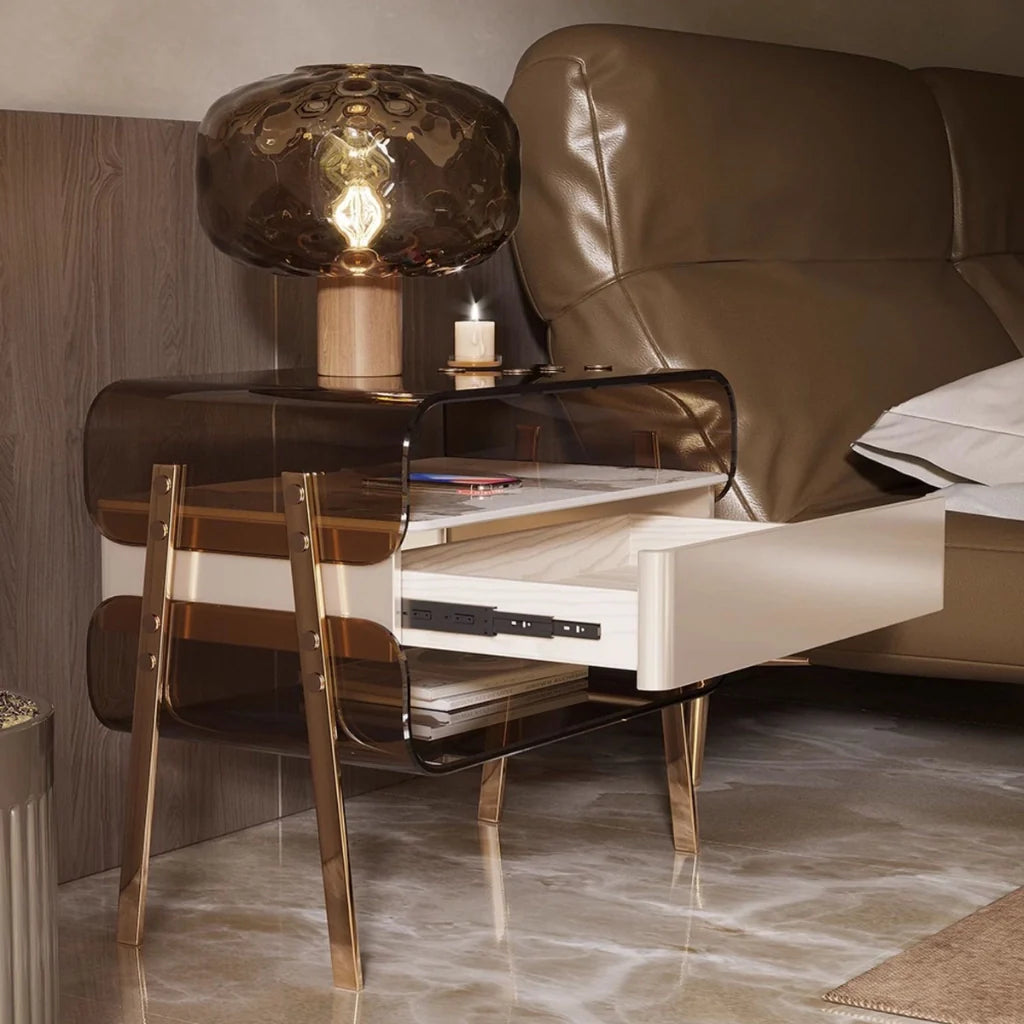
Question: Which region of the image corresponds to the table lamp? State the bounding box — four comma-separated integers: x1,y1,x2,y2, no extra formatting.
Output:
196,64,520,378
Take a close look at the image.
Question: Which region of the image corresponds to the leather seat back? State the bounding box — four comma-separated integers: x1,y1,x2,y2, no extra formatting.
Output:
920,67,1024,355
507,25,1018,521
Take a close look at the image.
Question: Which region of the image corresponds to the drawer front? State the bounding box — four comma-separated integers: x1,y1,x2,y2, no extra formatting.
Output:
637,496,945,690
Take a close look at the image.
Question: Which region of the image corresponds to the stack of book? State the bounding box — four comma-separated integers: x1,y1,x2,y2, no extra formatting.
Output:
405,649,589,740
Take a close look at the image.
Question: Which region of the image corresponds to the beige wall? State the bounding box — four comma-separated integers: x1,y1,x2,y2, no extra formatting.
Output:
3,0,1024,120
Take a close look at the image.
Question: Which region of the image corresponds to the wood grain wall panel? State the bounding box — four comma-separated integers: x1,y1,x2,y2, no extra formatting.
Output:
0,109,285,881
273,277,317,370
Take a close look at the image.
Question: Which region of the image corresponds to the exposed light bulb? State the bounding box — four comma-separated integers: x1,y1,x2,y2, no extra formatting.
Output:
329,184,386,249
318,127,393,256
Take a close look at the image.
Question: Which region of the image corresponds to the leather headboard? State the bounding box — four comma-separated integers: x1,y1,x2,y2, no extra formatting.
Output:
920,67,1024,352
507,25,1018,522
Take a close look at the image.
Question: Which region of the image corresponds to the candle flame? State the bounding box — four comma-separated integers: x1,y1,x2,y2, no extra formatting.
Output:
469,302,480,321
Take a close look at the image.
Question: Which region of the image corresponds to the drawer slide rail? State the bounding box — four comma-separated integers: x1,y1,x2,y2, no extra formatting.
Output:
401,599,601,641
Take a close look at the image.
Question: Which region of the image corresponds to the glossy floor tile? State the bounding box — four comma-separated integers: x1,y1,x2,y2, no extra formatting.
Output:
58,670,1024,1024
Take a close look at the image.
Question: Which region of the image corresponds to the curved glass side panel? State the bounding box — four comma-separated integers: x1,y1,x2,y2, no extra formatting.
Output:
399,371,734,767
87,598,719,773
84,373,423,566
85,369,735,566
408,371,736,503
87,598,413,768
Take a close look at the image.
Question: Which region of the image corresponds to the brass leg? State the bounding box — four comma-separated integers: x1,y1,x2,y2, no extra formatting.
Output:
117,464,183,946
478,757,508,824
478,823,509,941
661,704,699,855
284,472,363,992
684,693,710,787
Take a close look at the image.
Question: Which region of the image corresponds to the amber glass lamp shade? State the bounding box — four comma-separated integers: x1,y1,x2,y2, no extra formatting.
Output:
196,64,519,379
195,64,520,279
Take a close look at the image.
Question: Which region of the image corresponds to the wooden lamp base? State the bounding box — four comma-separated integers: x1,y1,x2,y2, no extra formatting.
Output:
317,277,403,379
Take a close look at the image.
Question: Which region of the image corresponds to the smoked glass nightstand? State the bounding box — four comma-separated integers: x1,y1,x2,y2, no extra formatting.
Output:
83,365,943,989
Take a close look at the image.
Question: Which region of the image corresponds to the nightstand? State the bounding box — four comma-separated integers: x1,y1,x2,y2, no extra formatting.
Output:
84,366,944,989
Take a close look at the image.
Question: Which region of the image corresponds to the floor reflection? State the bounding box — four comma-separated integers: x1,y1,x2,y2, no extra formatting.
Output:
479,823,509,942
116,946,148,1022
58,676,1024,1024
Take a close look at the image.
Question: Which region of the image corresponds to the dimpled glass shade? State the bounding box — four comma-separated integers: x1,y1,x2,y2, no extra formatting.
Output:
196,64,520,277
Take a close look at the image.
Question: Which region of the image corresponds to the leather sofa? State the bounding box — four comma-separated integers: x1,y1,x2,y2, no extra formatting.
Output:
506,24,1024,683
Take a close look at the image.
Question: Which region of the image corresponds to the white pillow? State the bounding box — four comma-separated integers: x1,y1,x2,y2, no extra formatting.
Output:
852,358,1024,487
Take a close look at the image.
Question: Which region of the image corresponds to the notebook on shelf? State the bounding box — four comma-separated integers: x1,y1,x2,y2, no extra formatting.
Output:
411,685,590,740
405,649,588,711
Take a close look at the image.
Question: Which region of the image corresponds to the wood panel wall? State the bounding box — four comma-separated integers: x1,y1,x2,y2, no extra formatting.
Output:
0,109,302,881
0,107,545,879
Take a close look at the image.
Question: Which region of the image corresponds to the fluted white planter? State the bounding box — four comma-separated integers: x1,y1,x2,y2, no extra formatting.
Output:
0,697,57,1024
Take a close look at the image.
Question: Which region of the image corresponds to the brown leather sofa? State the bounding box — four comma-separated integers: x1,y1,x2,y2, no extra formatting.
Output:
506,25,1024,683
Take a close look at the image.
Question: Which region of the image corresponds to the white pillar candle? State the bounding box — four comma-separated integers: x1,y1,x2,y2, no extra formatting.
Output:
454,318,496,363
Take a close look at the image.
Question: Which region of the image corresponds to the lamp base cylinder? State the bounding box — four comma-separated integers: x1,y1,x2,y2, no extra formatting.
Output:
317,277,403,378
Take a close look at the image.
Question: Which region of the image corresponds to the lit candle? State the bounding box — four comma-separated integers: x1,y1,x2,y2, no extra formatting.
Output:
454,303,496,363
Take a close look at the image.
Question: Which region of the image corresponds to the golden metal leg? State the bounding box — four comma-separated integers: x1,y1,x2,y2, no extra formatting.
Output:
283,472,363,992
478,823,509,942
684,693,710,788
117,464,183,947
478,758,508,825
662,704,699,855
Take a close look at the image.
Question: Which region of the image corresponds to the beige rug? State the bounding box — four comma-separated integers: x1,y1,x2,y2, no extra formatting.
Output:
824,887,1024,1024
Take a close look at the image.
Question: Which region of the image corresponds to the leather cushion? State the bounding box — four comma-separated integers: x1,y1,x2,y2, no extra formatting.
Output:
919,68,1024,352
507,26,1019,522
955,256,1024,355
918,67,1024,259
547,260,1014,523
508,24,955,318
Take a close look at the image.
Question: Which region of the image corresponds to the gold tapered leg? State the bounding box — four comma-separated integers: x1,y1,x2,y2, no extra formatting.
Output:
684,693,710,787
284,472,363,992
662,704,699,855
478,823,509,941
117,464,183,946
478,758,508,824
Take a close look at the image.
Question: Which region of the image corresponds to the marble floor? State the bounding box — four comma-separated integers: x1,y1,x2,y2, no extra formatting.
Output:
58,668,1024,1024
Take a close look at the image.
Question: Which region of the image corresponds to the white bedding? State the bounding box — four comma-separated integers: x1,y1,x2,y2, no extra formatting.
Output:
852,359,1024,521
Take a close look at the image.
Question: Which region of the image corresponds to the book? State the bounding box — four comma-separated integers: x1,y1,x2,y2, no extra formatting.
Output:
412,676,588,725
411,686,590,740
404,649,589,711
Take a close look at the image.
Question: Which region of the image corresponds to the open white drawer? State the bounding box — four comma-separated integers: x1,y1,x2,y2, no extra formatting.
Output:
399,496,945,690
